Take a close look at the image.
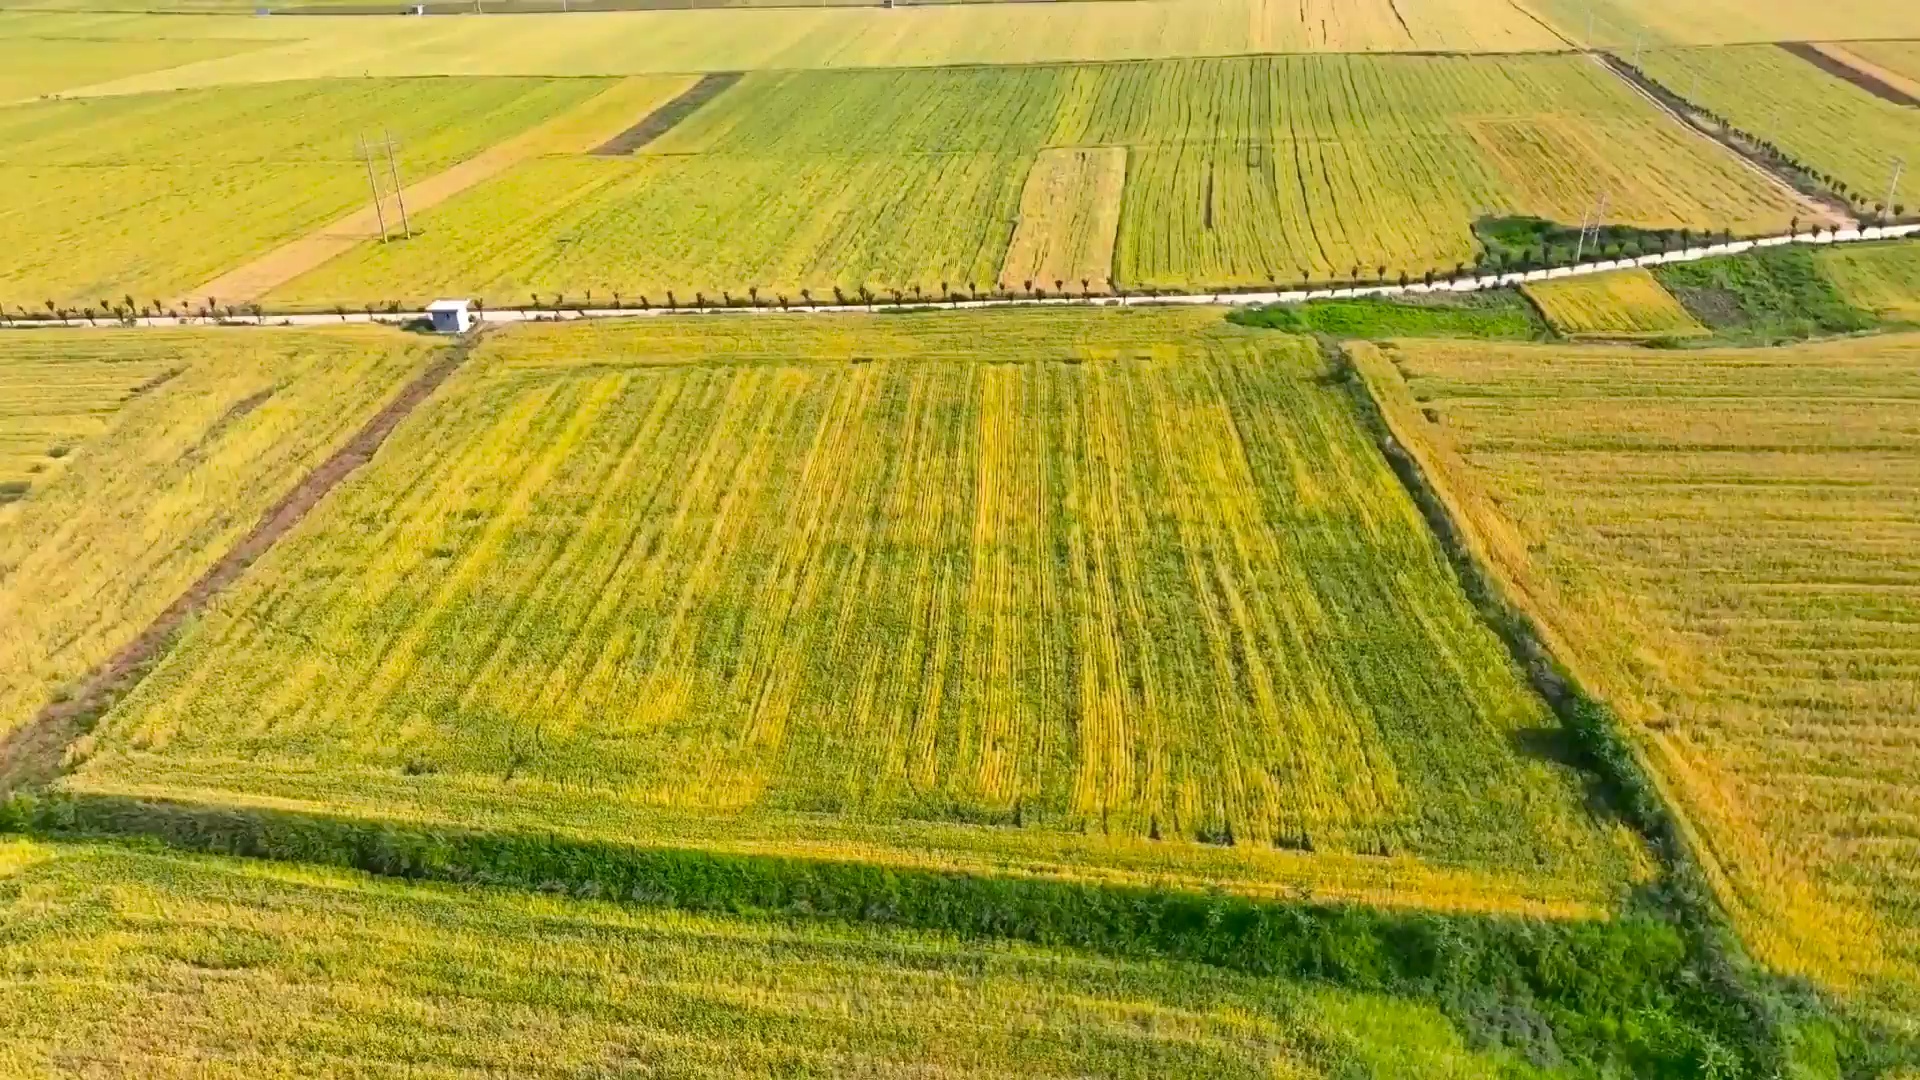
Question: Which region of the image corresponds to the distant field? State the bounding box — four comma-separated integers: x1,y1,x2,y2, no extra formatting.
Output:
1818,240,1920,321
0,35,262,102
0,77,613,307
1526,0,1920,47
71,309,1642,913
0,839,1570,1079
1633,46,1919,218
0,327,437,748
272,54,1806,305
1357,334,1920,1017
1524,268,1707,338
9,0,1564,98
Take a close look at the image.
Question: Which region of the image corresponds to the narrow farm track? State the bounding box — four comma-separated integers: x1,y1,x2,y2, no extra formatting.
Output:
15,225,1914,332
0,332,481,795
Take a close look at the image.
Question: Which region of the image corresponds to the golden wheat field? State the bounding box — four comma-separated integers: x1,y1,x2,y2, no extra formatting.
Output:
1353,334,1920,1020
1523,269,1707,338
999,148,1126,294
0,76,614,307
0,327,438,745
0,838,1574,1079
271,53,1807,306
71,310,1644,914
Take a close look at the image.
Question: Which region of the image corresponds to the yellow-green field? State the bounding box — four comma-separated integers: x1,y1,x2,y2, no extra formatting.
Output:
1524,269,1708,338
4,0,1563,98
1355,334,1920,1018
1816,41,1920,101
0,327,438,746
0,35,264,102
0,77,614,307
0,839,1576,1079
1634,46,1919,218
1819,241,1920,323
1527,0,1920,47
269,53,1805,306
70,310,1644,914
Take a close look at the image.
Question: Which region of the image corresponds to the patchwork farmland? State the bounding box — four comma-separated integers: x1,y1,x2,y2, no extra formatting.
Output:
268,53,1808,307
6,0,1920,1071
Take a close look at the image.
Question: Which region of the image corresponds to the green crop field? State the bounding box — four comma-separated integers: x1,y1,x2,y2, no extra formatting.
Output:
1633,46,1919,219
1357,333,1920,1022
1818,240,1920,322
0,327,437,751
0,838,1579,1079
68,309,1643,916
0,77,613,308
0,35,264,102
271,53,1806,307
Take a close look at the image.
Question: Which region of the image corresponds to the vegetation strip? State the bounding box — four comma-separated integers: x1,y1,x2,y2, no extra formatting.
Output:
0,791,1790,1074
592,72,743,155
1779,42,1920,108
0,331,479,795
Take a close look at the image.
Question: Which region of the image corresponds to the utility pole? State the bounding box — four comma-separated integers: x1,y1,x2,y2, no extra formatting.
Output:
384,129,411,239
359,134,389,242
1888,157,1905,221
1574,190,1609,264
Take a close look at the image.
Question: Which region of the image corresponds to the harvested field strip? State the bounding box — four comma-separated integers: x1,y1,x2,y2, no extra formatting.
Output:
0,327,440,762
1817,240,1920,321
189,76,694,303
998,147,1125,293
1523,268,1707,338
71,309,1643,913
0,76,617,307
592,71,741,156
1781,42,1920,108
1357,334,1920,1017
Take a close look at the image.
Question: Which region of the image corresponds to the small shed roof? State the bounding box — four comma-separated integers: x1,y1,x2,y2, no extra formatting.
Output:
427,298,472,312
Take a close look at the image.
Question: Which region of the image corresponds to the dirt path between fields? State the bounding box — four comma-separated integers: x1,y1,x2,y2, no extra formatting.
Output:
189,76,695,306
0,333,480,796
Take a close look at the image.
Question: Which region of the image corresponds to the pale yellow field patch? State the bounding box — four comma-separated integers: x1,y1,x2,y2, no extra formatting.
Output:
55,0,1564,98
1524,269,1707,338
999,147,1125,293
191,75,695,304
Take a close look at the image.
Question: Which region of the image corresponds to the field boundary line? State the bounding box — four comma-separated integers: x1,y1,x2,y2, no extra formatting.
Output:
184,76,696,305
0,331,483,796
21,225,1915,331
